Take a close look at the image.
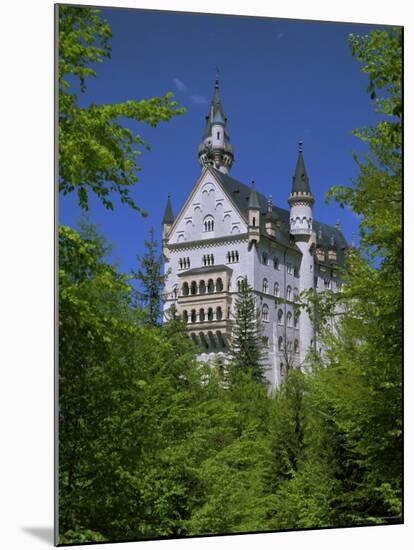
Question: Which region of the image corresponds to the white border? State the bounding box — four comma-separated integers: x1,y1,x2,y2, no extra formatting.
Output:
0,1,411,549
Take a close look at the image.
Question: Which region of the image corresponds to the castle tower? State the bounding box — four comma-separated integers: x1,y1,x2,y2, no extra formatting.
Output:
288,142,315,361
198,74,234,174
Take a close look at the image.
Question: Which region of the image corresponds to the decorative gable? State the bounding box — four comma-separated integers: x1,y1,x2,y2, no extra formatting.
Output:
168,168,247,244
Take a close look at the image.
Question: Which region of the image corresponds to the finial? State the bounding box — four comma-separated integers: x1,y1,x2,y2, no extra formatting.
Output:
298,139,303,153
267,195,273,212
351,233,356,247
251,179,255,188
215,66,219,87
335,219,341,230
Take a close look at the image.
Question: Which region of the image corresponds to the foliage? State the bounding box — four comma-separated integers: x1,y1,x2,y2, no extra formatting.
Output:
58,5,185,212
132,227,166,326
227,277,268,385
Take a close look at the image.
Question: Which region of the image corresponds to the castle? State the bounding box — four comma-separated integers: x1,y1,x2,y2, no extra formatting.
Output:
162,77,347,387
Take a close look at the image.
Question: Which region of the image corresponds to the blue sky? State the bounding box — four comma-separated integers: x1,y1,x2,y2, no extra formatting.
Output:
59,7,392,273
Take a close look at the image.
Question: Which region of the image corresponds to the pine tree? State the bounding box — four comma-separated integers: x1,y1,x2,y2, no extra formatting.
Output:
133,227,165,326
227,277,267,385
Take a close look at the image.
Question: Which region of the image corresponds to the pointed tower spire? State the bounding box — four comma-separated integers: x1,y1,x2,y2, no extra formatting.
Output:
288,141,314,237
162,194,174,225
291,140,312,195
248,180,261,210
198,71,234,174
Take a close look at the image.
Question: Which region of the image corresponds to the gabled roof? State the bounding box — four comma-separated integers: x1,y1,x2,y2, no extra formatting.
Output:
208,166,348,263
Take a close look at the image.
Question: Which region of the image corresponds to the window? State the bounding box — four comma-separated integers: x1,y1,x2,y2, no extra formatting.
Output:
280,362,285,378
273,257,279,270
216,278,223,292
324,279,331,289
199,308,205,322
294,339,299,354
179,257,190,269
262,336,269,347
262,278,268,293
277,309,284,324
227,250,239,263
287,286,292,300
287,311,292,327
294,287,299,299
278,336,284,351
217,131,220,139
203,254,214,266
253,216,256,227
274,282,280,297
207,307,214,321
191,309,197,323
204,216,214,232
287,262,292,274
294,266,299,278
182,282,189,296
294,312,299,329
172,286,178,299
207,279,214,293
262,252,268,265
216,307,223,321
190,281,197,295
199,280,206,294
182,310,188,323
287,341,292,352
262,304,269,322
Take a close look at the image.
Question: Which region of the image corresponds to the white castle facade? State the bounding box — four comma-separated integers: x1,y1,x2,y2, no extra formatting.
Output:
162,78,347,387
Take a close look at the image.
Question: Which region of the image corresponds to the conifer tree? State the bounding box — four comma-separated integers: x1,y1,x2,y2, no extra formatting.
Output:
133,227,165,326
227,277,267,385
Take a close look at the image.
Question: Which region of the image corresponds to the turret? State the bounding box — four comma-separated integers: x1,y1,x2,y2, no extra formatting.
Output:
162,194,174,260
288,141,314,237
264,196,279,238
198,73,234,174
248,180,260,246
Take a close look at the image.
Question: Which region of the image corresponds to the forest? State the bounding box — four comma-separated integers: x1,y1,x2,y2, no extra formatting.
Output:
58,6,402,545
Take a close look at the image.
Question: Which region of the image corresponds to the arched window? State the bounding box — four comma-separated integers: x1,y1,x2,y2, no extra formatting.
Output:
179,258,183,269
294,287,299,299
287,311,292,327
207,308,214,321
253,216,256,227
199,280,206,294
172,286,178,299
227,252,231,263
204,216,214,232
274,282,280,297
262,336,269,347
182,310,188,323
182,282,189,296
310,339,314,348
216,278,223,292
287,340,292,352
262,304,269,322
216,307,223,321
262,252,268,265
190,281,197,295
211,254,214,265
191,309,197,323
207,279,214,293
287,286,292,300
294,312,299,328
262,278,268,293
280,362,285,378
273,257,279,270
235,251,239,262
231,251,235,263
277,309,284,324
278,336,284,351
199,308,205,322
294,339,299,354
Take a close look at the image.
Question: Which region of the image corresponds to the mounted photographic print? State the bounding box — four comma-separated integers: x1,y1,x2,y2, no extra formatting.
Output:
56,2,403,546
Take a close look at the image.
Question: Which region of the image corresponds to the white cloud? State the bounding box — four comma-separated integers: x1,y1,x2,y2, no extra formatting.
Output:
173,77,187,92
191,95,207,105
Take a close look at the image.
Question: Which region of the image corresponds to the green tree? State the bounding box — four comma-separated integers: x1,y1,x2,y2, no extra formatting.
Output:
227,277,267,385
133,227,165,326
309,27,403,525
58,5,185,212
